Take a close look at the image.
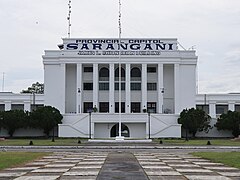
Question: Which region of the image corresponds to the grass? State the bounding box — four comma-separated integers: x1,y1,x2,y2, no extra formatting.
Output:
192,152,240,168
153,138,240,146
0,152,49,170
0,138,87,146
0,138,240,146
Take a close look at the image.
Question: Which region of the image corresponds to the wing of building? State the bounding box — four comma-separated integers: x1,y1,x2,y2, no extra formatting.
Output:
0,38,238,138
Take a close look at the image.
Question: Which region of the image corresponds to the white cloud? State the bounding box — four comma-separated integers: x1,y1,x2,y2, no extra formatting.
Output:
0,0,240,93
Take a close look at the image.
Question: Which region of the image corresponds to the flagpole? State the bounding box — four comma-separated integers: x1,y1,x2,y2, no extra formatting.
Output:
116,0,124,140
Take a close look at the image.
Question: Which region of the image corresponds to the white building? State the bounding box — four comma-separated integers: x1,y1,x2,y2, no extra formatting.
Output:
0,38,239,138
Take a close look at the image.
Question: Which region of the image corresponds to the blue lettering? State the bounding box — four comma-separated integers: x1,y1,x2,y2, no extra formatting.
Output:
93,43,102,50
106,44,115,50
66,43,78,50
144,44,153,50
130,44,140,50
81,44,89,50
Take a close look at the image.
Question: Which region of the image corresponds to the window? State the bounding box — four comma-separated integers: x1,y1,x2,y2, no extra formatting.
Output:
147,67,156,73
31,104,44,112
131,83,141,90
115,67,125,81
84,102,93,113
115,102,125,113
196,105,209,114
131,67,141,77
235,105,240,112
147,83,157,91
11,104,24,110
131,102,141,113
0,104,5,111
147,102,156,113
84,67,93,72
99,83,109,90
115,83,125,90
216,105,228,114
99,67,109,81
99,102,109,113
83,83,93,90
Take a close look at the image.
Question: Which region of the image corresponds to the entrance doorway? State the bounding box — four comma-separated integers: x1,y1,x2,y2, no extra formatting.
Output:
110,123,130,137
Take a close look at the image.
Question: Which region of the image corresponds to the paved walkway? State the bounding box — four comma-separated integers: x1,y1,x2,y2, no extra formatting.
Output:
0,151,240,180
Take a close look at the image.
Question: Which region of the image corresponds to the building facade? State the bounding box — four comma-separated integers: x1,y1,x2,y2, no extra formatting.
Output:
43,38,197,138
1,38,239,138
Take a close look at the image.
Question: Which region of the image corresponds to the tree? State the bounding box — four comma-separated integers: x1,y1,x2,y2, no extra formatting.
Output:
0,111,3,129
178,108,212,140
21,82,44,94
30,106,63,137
1,110,27,137
215,110,240,137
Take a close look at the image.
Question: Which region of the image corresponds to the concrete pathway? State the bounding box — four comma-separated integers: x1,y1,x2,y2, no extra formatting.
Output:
0,151,240,179
97,152,148,180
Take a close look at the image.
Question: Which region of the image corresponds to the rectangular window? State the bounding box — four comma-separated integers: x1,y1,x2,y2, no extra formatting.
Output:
131,83,141,90
99,102,109,113
131,102,141,113
235,105,240,112
196,105,209,114
84,102,93,113
84,67,93,72
11,104,24,110
115,102,125,113
99,83,109,90
83,83,93,90
216,105,228,114
147,102,156,113
147,67,156,73
31,104,44,112
115,83,125,90
147,83,157,91
0,104,5,111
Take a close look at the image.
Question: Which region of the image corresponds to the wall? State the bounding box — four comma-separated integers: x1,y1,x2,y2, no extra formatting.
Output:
65,64,77,113
44,64,65,113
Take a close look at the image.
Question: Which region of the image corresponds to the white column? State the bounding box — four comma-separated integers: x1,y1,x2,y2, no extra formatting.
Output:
60,63,66,114
76,63,82,113
158,63,163,113
209,101,216,118
142,64,147,112
109,63,115,113
93,63,99,109
174,63,181,114
126,63,131,113
24,101,31,112
4,101,11,111
228,101,235,111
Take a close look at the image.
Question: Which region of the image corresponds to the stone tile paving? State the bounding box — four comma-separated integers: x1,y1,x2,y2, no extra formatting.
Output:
135,152,240,180
0,151,240,180
0,152,108,180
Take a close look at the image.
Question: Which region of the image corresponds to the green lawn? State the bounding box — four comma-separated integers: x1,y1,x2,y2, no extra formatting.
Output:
192,152,240,169
0,138,240,146
0,152,49,170
0,138,87,146
154,138,240,146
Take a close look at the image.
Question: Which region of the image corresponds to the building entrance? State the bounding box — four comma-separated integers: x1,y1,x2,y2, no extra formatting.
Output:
110,123,130,137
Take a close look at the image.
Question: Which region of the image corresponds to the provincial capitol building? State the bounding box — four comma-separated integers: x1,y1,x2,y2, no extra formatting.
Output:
0,38,240,138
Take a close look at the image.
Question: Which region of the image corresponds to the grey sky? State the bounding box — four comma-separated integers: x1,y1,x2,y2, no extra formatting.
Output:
0,0,240,93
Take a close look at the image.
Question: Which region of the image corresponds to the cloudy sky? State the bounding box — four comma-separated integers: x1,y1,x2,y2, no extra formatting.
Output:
0,0,240,94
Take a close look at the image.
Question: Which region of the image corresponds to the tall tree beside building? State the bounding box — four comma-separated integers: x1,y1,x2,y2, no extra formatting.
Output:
178,108,211,140
215,110,240,137
21,82,44,94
